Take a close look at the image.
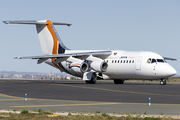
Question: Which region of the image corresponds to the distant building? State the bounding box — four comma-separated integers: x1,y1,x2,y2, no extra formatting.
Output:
66,76,71,80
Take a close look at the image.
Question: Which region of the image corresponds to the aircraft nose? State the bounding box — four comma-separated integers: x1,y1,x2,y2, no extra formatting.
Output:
167,66,177,76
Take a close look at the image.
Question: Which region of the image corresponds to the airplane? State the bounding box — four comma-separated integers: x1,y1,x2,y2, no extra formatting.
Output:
3,20,177,85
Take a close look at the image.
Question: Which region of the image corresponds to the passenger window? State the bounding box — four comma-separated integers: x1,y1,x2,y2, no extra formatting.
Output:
126,60,128,63
132,60,134,63
151,59,156,63
147,58,151,64
121,60,122,63
112,60,114,63
118,60,119,63
129,60,131,63
123,60,125,63
115,60,116,63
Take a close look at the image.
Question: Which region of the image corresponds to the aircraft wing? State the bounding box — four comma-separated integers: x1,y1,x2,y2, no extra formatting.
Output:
163,57,177,61
15,50,112,64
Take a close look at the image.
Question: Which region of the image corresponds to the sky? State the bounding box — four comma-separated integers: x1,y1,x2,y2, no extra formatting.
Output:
0,0,180,75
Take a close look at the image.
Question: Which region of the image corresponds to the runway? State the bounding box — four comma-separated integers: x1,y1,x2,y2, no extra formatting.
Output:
0,79,180,115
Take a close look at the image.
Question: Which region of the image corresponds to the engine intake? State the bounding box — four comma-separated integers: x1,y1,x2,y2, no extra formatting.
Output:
90,61,108,72
70,62,89,73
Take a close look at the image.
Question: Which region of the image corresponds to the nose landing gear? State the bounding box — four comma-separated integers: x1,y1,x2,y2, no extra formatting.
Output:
160,79,166,85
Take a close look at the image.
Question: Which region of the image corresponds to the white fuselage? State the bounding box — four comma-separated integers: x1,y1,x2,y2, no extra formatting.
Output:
46,50,177,80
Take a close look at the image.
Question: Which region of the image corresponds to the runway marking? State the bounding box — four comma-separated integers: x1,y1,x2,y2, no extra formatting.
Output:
0,99,23,101
0,92,121,103
10,102,180,108
52,84,180,97
47,114,61,117
11,102,121,108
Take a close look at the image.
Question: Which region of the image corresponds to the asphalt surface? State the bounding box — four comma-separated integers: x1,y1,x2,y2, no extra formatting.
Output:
0,79,180,115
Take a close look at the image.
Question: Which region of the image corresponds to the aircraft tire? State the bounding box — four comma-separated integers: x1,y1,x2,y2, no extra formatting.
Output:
114,80,119,84
85,80,96,84
114,80,124,84
160,79,166,85
85,72,97,84
119,80,124,84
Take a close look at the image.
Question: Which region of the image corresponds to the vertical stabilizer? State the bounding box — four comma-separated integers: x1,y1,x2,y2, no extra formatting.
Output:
3,20,71,55
36,20,69,55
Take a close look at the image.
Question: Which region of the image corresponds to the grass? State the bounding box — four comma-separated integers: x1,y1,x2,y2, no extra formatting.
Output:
0,109,177,120
125,77,180,83
0,113,176,120
168,77,180,82
144,117,161,120
21,110,28,114
96,111,101,113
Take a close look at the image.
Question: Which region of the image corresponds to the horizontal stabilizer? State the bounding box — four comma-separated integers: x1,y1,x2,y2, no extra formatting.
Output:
3,20,72,26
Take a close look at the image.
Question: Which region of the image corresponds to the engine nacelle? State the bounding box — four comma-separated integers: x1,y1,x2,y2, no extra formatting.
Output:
90,61,108,72
69,62,89,73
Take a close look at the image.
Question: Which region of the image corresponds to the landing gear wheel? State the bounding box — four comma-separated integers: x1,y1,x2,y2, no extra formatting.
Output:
114,80,119,84
160,79,166,85
85,72,97,84
114,80,124,84
85,80,96,84
119,80,124,84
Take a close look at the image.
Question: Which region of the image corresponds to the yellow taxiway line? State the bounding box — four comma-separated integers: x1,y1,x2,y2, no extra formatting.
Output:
11,102,121,108
0,92,180,108
0,99,24,101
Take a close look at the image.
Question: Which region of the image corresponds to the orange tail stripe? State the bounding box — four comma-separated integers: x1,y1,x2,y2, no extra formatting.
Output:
46,20,58,55
46,20,63,71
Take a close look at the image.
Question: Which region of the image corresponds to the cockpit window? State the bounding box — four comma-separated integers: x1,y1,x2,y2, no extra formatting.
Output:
151,59,156,63
147,58,165,64
157,59,164,63
147,58,151,63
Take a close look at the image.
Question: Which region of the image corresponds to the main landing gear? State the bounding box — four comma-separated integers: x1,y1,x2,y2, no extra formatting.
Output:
114,79,124,84
160,79,166,85
85,72,97,84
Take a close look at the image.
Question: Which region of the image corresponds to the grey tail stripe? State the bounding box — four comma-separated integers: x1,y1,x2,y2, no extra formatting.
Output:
51,24,69,54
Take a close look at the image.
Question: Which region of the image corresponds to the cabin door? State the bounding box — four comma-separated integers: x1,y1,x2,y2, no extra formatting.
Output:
135,56,143,70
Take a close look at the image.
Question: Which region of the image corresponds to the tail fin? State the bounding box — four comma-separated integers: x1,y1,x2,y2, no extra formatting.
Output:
3,20,71,55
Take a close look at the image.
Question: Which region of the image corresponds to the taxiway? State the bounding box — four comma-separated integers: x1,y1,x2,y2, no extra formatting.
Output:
0,79,180,115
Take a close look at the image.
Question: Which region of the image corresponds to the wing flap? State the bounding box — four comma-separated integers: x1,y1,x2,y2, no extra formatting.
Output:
37,58,49,64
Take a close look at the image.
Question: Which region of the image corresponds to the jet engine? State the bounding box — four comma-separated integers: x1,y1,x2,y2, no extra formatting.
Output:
69,61,89,73
90,61,108,72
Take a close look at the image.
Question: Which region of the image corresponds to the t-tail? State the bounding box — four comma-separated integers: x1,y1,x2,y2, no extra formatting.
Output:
3,20,71,55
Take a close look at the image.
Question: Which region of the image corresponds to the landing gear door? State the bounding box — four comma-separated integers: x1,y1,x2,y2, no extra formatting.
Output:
136,57,143,70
